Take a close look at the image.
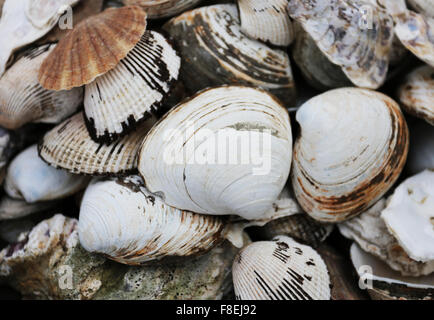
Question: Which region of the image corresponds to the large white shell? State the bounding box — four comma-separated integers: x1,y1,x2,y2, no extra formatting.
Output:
291,88,409,222
78,176,227,265
232,236,331,300
381,170,434,262
407,120,434,175
0,44,83,130
138,86,293,221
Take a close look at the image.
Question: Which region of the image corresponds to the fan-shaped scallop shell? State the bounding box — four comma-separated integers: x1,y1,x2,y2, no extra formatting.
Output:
138,86,293,221
38,6,148,91
291,88,409,222
123,0,202,19
78,175,226,265
232,236,331,300
84,30,180,144
38,112,157,175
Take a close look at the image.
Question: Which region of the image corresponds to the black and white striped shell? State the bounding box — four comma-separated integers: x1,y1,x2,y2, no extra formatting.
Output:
123,0,202,19
0,44,83,130
84,31,181,144
232,236,331,300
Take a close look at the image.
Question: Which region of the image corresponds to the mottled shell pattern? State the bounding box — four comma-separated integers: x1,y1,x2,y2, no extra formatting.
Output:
291,88,409,222
123,0,202,19
232,236,331,300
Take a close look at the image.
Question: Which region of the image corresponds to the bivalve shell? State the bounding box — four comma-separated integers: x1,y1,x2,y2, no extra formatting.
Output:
123,0,202,19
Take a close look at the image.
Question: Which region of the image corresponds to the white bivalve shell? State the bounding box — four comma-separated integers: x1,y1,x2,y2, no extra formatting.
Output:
232,236,331,300
78,176,228,265
291,88,409,222
138,86,293,221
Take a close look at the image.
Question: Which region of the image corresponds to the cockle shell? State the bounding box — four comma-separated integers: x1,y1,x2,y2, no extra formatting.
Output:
291,88,409,222
407,120,434,175
78,176,228,265
232,236,331,300
38,112,157,175
0,0,79,77
398,65,434,125
287,0,394,89
84,31,180,144
0,44,83,130
408,0,434,18
38,6,148,91
138,86,293,221
123,0,202,19
163,4,297,107
237,0,294,47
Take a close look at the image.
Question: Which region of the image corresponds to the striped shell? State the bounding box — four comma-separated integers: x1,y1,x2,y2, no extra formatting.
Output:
38,112,157,175
398,65,434,125
138,86,293,221
123,0,202,19
38,6,148,91
232,236,331,300
238,0,294,46
291,88,409,222
288,0,394,89
78,176,226,265
84,31,180,144
0,44,83,130
163,4,296,107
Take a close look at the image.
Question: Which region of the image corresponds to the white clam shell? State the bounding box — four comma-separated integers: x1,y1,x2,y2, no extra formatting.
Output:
232,236,331,300
138,86,293,221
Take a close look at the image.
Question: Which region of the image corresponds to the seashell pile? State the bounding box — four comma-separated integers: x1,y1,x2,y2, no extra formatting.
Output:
0,0,434,301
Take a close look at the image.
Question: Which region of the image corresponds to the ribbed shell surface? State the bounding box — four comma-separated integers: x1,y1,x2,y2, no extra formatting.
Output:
124,0,202,19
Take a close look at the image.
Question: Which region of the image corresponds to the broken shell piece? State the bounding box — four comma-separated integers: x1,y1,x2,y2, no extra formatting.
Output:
123,0,202,19
0,196,56,221
232,236,331,300
407,120,434,175
0,44,83,130
238,0,294,46
351,243,434,300
398,65,434,125
291,88,409,222
287,0,394,89
381,170,434,262
84,31,180,144
38,112,157,175
163,4,296,107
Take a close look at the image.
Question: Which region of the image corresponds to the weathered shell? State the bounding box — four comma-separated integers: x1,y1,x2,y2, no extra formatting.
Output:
407,120,434,175
84,31,180,144
291,88,409,222
232,236,331,300
78,176,227,265
238,0,294,46
138,86,293,221
163,4,296,107
38,112,157,175
408,0,434,18
38,6,148,91
398,65,434,125
0,44,83,130
287,0,394,89
123,0,202,19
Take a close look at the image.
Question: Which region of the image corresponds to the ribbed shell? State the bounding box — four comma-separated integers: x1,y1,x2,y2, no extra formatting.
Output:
0,44,83,130
163,4,296,107
38,6,148,91
38,112,156,175
288,0,394,89
84,31,180,144
78,176,226,265
233,236,331,300
291,88,409,222
123,0,202,19
398,65,434,125
238,0,294,46
138,86,293,221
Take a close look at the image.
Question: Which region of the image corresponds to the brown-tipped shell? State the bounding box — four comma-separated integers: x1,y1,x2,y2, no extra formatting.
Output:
123,0,202,19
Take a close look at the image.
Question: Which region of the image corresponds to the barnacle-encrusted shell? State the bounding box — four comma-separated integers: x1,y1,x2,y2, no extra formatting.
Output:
238,0,294,46
407,120,434,175
398,65,434,125
408,0,434,17
0,44,83,130
123,0,202,19
38,6,148,91
38,112,157,175
78,176,226,265
291,88,409,222
232,236,331,300
138,86,293,221
163,4,296,107
84,31,180,144
287,0,394,89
